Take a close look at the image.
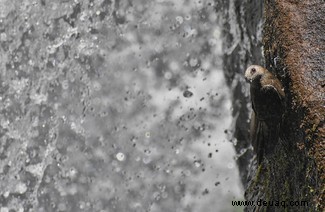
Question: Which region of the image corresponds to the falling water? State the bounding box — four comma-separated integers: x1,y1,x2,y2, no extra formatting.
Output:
0,0,263,211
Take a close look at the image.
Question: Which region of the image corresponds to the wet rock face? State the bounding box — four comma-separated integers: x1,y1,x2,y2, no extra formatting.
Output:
221,0,264,186
0,1,243,212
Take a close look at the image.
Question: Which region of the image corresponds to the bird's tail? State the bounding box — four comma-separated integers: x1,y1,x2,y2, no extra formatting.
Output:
255,121,280,164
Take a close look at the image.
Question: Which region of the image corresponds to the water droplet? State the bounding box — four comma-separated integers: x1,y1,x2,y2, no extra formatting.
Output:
183,90,193,98
15,183,27,194
116,152,125,161
162,192,168,198
143,156,151,164
0,32,7,41
194,160,201,167
0,207,9,212
227,163,234,169
175,16,183,24
189,58,198,67
164,71,172,80
62,80,69,90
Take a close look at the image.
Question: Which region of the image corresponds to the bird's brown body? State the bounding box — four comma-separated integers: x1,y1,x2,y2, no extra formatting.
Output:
245,65,285,164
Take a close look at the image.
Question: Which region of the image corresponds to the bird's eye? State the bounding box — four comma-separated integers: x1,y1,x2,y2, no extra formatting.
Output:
251,68,256,74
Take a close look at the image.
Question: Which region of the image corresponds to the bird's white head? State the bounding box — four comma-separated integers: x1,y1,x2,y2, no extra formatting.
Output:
244,65,266,83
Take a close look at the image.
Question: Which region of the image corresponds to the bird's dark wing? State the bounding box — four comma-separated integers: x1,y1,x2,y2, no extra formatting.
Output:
255,84,285,123
262,84,284,102
251,84,284,163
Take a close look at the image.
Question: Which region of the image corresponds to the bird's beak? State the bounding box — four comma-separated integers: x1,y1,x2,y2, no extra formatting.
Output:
245,76,251,83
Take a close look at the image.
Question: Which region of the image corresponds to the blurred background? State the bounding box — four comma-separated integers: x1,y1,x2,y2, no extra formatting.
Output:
0,0,263,211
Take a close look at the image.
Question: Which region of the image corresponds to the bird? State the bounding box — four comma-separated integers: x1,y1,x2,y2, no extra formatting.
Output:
245,65,285,164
